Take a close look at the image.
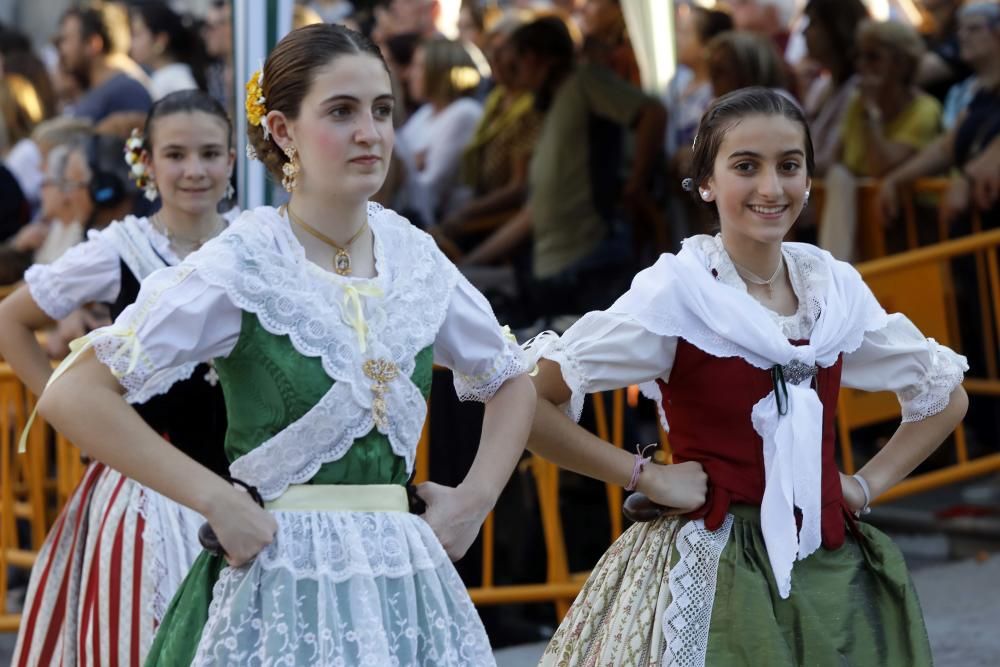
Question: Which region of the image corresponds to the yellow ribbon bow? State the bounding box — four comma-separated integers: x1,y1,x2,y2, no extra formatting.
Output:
342,283,384,353
18,328,143,453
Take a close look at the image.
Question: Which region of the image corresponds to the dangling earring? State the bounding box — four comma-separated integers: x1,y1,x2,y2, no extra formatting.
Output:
803,189,811,206
224,178,235,201
143,177,159,202
282,145,300,192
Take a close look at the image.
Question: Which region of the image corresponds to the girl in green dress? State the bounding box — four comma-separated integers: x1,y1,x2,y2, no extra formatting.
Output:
525,87,967,666
37,24,536,666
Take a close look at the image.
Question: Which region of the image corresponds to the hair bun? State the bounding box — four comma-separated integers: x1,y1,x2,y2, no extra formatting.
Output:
681,177,695,192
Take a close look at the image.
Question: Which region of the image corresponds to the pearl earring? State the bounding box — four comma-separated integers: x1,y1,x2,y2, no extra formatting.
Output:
700,189,710,201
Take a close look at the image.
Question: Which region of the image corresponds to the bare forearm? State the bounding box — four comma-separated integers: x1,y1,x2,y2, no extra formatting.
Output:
462,208,532,266
0,323,52,395
528,397,636,487
456,183,527,222
0,288,58,395
459,374,536,506
39,354,232,516
866,127,918,177
858,386,968,499
886,133,954,184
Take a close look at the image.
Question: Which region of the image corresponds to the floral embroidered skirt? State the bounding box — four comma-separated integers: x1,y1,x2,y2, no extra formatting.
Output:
13,462,204,667
145,510,495,666
540,505,932,667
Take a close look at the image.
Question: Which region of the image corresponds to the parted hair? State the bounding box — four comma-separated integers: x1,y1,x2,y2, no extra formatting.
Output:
247,23,387,183
689,87,815,204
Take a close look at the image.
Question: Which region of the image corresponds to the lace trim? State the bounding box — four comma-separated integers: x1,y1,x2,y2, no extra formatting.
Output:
662,515,734,666
136,485,205,623
899,339,969,423
452,340,530,402
89,266,199,403
192,512,495,666
523,331,589,421
193,206,459,498
638,380,670,432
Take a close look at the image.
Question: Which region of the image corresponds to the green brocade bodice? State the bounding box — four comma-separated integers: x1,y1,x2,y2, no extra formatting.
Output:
213,311,434,486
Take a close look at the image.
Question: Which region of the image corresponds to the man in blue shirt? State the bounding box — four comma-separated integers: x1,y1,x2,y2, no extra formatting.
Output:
56,6,152,123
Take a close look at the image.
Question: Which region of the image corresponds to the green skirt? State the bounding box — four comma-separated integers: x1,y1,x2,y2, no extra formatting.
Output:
540,506,932,666
145,551,226,665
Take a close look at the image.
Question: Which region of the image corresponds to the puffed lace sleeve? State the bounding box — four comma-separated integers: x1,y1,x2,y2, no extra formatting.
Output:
841,313,968,422
433,274,529,402
24,232,121,320
86,264,242,404
523,310,678,423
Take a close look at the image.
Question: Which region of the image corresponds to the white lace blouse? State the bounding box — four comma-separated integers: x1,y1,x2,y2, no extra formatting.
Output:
537,235,966,425
82,206,526,497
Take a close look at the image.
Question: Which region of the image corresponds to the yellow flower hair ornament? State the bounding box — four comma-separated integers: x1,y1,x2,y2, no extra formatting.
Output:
245,66,269,162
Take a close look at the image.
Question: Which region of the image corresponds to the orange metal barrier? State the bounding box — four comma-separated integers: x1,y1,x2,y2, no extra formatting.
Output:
813,177,985,261
839,229,1000,502
413,376,648,618
0,364,86,633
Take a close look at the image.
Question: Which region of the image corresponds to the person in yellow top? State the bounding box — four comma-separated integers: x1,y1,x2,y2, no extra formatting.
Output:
838,19,942,177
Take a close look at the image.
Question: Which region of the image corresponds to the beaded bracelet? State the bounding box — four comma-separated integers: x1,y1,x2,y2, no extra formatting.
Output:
625,443,657,492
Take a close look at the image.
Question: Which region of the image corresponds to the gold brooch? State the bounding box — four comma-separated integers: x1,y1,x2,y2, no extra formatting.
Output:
363,358,399,430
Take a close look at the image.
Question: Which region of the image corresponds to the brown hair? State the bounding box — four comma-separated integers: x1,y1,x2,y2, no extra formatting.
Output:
855,19,926,86
804,0,870,84
247,23,387,182
692,6,734,45
144,89,233,150
0,74,43,150
687,87,814,205
63,4,131,55
706,30,788,95
420,39,481,104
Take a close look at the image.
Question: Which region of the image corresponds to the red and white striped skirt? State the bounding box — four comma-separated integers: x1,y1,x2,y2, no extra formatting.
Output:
12,461,204,666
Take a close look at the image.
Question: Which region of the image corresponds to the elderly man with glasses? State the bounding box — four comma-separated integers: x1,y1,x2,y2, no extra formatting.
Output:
0,140,94,285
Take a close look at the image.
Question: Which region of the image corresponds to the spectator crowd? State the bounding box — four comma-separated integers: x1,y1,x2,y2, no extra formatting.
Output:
1,0,998,332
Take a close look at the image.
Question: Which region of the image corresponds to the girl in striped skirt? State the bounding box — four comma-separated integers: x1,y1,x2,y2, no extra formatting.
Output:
0,90,235,666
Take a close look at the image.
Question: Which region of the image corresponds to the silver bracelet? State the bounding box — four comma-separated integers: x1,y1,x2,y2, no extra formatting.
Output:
852,473,872,516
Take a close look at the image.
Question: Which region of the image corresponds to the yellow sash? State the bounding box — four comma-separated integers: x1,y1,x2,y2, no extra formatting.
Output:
265,484,409,513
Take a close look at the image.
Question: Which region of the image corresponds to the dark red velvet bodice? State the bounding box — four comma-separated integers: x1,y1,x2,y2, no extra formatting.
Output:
659,339,851,549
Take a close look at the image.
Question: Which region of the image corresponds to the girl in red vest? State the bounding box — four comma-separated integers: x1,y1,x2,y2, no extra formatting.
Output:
526,86,967,666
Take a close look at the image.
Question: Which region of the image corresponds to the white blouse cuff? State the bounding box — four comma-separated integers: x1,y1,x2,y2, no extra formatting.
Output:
452,332,530,403
898,339,968,423
25,264,78,320
523,331,590,422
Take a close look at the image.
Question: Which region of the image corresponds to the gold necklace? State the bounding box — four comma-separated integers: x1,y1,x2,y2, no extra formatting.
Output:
731,255,785,298
151,213,223,252
285,205,368,276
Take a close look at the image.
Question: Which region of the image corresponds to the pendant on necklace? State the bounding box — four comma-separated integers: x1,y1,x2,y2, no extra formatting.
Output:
334,249,352,275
